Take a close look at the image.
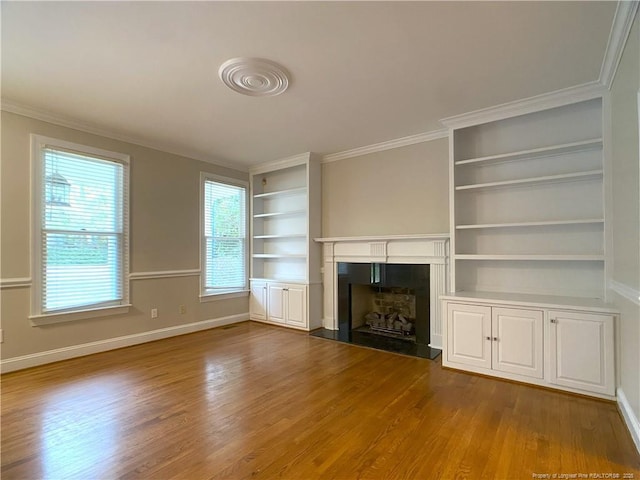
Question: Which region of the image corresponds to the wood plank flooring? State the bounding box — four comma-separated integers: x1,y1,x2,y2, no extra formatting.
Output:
2,321,639,479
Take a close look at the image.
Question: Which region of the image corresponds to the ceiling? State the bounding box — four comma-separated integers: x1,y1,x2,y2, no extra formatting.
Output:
1,1,617,169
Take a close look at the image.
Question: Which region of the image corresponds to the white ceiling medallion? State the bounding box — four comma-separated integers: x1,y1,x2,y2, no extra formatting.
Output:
218,58,290,97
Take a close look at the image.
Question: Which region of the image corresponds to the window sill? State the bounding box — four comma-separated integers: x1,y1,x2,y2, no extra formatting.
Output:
200,290,249,303
30,304,132,326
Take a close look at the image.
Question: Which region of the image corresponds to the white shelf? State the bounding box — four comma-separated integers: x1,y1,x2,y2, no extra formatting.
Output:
253,187,306,199
253,234,306,239
454,138,602,166
441,291,617,314
252,254,306,259
455,170,603,191
253,210,306,218
455,254,604,261
455,219,604,230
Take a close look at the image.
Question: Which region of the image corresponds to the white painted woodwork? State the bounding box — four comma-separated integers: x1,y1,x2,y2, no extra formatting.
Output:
549,310,615,396
249,281,267,320
249,153,321,332
285,285,307,328
446,303,491,369
491,307,543,379
441,293,617,399
315,235,449,349
267,284,286,324
449,97,606,299
445,303,543,379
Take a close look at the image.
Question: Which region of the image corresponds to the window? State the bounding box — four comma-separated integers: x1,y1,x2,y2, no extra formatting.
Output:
31,135,130,323
201,173,248,296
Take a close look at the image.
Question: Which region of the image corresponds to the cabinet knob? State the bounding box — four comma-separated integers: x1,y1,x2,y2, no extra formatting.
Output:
493,337,498,341
486,336,491,341
550,318,557,324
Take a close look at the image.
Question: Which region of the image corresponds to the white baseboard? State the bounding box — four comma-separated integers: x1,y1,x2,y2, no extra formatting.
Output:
0,313,249,374
617,388,640,454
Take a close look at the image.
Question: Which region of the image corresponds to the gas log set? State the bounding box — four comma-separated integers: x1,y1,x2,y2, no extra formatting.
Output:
364,311,415,337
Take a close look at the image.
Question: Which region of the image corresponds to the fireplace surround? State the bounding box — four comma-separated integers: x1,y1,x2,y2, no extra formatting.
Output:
314,234,449,358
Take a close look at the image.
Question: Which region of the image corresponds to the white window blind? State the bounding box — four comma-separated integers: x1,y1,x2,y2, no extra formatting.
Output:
38,145,127,313
203,178,247,291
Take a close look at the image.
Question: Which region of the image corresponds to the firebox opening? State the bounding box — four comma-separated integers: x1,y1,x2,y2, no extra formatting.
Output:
350,285,417,342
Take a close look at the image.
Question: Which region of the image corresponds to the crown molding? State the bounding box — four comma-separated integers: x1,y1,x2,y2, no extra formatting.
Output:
440,81,605,130
321,129,448,164
599,1,639,89
0,99,248,172
250,152,316,174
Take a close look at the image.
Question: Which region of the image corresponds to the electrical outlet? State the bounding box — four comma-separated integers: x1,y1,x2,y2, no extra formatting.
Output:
179,305,186,314
151,308,158,319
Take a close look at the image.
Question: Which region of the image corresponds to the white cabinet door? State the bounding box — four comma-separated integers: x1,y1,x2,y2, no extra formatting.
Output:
549,310,614,396
250,281,267,320
267,284,286,324
285,285,307,328
446,303,492,369
492,307,543,379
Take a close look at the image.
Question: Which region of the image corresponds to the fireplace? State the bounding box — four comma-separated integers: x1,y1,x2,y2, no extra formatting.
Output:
312,234,448,359
332,262,438,358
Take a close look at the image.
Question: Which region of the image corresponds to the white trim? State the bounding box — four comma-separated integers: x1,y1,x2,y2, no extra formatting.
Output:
250,152,313,175
600,1,640,89
1,313,249,374
321,129,449,163
440,82,605,129
617,388,640,454
609,279,640,305
199,172,250,296
315,234,449,243
0,277,32,289
30,134,131,319
199,290,249,302
129,269,201,280
30,304,132,326
1,99,246,172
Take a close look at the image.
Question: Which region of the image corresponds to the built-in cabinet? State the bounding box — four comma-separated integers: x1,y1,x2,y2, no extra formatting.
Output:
548,310,615,396
440,96,618,399
248,153,322,331
267,283,307,327
442,294,616,398
446,303,543,379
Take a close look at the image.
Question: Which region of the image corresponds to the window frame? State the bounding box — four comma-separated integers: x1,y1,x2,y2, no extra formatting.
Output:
30,134,131,325
199,172,249,300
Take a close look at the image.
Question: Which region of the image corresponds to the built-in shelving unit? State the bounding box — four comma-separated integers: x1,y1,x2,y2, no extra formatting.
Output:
440,97,617,400
446,97,606,299
249,152,322,331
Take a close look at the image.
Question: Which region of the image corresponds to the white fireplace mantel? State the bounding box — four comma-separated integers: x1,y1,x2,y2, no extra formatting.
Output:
315,234,449,349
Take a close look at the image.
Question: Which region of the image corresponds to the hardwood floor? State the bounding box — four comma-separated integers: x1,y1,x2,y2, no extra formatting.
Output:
2,321,639,480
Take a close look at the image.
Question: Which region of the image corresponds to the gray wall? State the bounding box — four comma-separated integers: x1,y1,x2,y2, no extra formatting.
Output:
610,12,640,422
321,138,449,237
0,111,249,360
